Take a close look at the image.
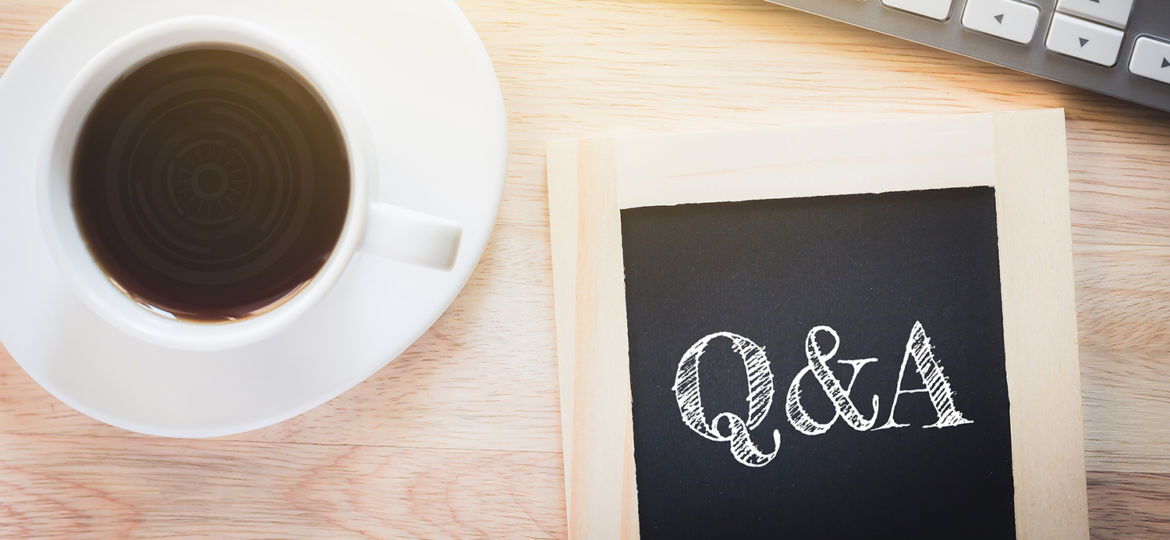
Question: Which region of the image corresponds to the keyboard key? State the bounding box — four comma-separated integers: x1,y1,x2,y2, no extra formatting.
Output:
1130,37,1170,85
962,0,1041,45
1056,0,1134,29
882,0,954,21
1046,13,1125,67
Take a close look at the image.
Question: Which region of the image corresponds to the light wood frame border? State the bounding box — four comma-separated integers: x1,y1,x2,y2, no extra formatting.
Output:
548,109,1088,540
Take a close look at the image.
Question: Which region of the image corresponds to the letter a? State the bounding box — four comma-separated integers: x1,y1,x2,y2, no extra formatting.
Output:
875,321,973,430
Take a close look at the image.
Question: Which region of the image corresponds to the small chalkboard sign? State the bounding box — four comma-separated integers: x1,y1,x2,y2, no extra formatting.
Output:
548,110,1088,540
624,188,1013,539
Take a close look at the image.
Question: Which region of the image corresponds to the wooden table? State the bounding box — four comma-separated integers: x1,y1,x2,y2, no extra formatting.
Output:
2,0,1168,537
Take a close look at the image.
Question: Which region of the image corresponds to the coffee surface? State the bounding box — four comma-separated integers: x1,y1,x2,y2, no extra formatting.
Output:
72,47,350,321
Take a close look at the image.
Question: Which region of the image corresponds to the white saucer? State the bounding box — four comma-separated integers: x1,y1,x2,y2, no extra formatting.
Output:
0,0,506,437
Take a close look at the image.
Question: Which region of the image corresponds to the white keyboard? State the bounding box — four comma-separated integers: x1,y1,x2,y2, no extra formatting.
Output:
766,0,1170,113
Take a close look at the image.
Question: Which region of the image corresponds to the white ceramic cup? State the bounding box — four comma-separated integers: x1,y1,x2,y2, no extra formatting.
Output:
38,16,462,352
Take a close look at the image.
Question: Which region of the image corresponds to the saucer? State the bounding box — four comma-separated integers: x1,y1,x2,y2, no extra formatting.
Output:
0,0,506,437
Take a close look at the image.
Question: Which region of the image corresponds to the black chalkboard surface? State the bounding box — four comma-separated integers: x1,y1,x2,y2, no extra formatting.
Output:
621,187,1015,539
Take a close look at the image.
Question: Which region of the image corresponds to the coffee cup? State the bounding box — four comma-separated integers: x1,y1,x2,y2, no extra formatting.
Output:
38,16,463,351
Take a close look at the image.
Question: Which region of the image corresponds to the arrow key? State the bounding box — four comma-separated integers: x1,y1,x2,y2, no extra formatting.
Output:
962,0,1040,45
1056,0,1134,29
1046,13,1124,67
1130,37,1170,85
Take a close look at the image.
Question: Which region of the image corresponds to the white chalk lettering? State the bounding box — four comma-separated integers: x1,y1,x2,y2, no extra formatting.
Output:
675,322,973,467
673,332,781,467
785,326,880,435
875,321,974,430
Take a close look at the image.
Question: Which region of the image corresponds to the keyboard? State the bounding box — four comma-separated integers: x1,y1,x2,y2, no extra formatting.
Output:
764,0,1170,114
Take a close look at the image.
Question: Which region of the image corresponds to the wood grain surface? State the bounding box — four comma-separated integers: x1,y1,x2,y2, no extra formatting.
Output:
1,0,1168,537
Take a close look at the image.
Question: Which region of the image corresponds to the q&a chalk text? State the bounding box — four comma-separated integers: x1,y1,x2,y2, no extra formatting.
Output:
672,322,972,468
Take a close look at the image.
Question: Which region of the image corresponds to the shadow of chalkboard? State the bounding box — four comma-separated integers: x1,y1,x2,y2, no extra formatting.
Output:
621,187,1014,540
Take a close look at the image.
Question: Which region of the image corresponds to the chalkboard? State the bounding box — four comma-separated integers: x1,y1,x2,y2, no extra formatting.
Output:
546,110,1088,539
621,187,1014,539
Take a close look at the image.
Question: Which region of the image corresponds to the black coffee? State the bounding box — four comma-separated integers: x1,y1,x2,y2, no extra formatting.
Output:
72,47,350,322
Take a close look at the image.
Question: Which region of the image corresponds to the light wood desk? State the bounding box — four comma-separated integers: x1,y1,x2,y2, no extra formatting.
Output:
1,0,1168,537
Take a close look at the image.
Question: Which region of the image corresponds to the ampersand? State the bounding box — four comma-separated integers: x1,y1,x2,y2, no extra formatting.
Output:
674,332,781,467
785,326,880,435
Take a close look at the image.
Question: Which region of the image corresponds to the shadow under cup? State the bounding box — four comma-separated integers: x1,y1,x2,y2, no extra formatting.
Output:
70,46,351,322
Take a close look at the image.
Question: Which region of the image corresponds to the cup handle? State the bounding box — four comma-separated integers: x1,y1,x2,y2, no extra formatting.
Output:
361,202,462,270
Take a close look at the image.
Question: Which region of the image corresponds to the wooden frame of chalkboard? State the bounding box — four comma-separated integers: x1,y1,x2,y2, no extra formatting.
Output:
548,110,1088,539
